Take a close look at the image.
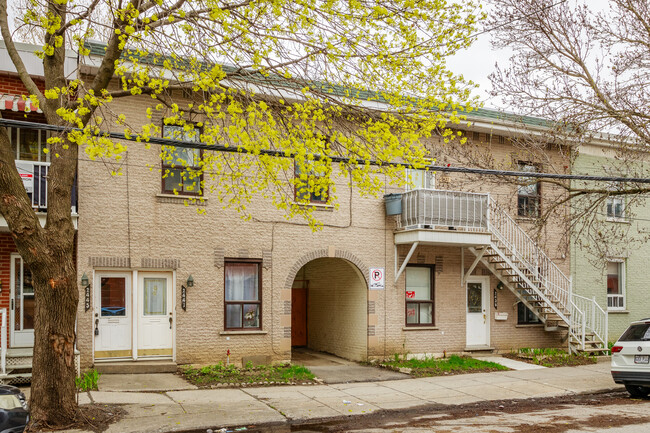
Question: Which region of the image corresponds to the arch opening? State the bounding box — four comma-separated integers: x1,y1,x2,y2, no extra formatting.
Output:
290,257,368,362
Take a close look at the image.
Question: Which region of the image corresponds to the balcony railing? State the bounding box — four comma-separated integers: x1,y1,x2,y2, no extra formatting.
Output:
14,160,77,213
398,189,489,231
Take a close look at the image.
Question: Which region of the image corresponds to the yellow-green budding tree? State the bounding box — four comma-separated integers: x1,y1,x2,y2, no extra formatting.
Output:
0,0,482,428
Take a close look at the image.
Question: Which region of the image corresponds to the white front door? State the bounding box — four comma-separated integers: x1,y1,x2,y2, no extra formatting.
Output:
466,276,490,347
94,273,132,359
137,273,173,357
10,254,34,348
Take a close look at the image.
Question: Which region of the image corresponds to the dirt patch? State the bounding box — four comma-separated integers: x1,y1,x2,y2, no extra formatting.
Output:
503,352,596,367
32,404,125,432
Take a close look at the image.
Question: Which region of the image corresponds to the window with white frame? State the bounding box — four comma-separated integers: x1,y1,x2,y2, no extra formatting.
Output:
607,261,625,310
405,168,435,191
606,196,625,219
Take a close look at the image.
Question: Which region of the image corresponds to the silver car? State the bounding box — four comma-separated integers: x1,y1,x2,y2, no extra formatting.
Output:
611,318,650,398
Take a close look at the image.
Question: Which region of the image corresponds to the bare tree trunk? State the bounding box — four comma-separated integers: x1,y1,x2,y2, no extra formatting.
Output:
28,252,79,428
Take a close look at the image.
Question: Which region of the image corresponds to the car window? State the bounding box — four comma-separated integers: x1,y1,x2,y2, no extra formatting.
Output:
619,323,650,341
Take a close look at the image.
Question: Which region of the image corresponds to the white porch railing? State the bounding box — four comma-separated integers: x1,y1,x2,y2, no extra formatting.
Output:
1,308,6,375
571,294,608,351
398,189,489,231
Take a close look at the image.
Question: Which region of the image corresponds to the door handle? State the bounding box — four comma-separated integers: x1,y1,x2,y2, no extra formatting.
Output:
169,315,173,329
94,318,99,336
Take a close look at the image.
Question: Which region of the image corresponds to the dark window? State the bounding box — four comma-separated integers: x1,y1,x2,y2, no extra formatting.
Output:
619,323,650,342
517,162,540,218
606,197,624,219
517,302,540,324
225,261,262,330
294,160,329,204
161,124,202,195
405,265,434,326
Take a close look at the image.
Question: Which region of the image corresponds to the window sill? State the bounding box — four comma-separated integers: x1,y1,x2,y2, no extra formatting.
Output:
606,217,630,224
156,193,206,205
607,309,629,314
515,323,544,328
515,217,539,223
292,202,334,211
402,326,438,331
220,330,268,335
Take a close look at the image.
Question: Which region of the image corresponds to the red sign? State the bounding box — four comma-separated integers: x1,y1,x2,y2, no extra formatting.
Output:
19,173,33,178
406,291,415,298
406,307,416,316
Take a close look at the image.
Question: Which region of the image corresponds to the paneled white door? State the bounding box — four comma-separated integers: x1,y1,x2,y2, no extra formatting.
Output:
10,254,34,348
94,273,132,359
137,273,173,357
466,276,490,347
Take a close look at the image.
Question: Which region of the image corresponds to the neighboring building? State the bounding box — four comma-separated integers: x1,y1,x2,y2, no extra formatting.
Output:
0,41,79,383
571,141,650,340
0,42,608,380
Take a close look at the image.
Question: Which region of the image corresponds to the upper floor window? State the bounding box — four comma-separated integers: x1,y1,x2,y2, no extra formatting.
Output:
6,127,49,162
294,160,329,204
405,168,435,191
161,125,202,195
607,260,625,310
606,196,625,220
517,162,540,218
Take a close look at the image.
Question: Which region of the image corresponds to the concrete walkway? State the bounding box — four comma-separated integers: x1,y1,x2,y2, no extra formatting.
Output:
67,359,621,433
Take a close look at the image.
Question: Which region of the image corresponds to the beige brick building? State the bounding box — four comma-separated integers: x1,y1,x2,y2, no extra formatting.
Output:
3,42,602,379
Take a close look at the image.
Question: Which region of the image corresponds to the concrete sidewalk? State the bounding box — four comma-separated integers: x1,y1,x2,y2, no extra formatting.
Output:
70,360,621,433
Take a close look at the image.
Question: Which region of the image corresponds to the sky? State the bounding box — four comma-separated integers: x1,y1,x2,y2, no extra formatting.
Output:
446,0,611,112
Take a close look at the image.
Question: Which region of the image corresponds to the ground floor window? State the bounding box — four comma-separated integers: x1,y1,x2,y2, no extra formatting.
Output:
405,265,434,326
607,260,625,310
517,302,541,324
225,260,262,329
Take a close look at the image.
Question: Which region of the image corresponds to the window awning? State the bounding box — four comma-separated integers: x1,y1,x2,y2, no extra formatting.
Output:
0,94,42,113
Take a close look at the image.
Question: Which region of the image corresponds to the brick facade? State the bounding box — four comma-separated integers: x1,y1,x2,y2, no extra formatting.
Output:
70,90,573,368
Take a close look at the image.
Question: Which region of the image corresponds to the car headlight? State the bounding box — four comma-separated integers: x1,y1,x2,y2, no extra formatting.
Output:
0,395,23,410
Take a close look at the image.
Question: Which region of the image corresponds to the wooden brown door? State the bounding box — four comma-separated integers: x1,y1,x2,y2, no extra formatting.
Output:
291,280,308,346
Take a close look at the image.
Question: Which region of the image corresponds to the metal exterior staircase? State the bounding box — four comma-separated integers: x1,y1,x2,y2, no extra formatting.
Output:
468,198,608,354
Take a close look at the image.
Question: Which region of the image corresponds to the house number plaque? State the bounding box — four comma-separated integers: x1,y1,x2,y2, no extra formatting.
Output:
181,285,187,311
84,286,91,312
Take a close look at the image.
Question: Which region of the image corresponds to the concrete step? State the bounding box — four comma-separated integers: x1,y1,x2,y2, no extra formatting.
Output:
94,360,177,374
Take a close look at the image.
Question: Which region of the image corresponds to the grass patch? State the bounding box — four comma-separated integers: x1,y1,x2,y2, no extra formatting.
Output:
383,354,508,377
505,347,597,367
182,363,316,387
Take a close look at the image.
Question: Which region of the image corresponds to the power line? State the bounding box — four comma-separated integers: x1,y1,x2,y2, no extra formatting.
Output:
2,118,650,184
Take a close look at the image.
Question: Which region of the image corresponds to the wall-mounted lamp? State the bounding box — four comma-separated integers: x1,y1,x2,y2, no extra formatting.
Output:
496,281,505,291
186,274,194,288
0,279,3,293
81,272,91,312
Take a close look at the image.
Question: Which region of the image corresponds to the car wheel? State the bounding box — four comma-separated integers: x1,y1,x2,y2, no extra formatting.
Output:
625,384,650,398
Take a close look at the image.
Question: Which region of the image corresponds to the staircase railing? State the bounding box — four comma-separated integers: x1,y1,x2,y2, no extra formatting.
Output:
571,294,608,349
486,198,607,351
487,198,571,311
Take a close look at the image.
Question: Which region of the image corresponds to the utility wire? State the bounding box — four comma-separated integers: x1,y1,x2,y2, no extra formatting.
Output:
2,118,650,184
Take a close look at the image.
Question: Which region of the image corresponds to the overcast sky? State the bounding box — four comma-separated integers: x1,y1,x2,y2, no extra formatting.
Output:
449,0,611,112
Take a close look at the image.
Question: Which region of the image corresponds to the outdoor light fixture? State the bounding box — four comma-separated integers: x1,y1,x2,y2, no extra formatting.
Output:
186,275,194,288
0,279,3,293
81,272,91,312
496,281,505,291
